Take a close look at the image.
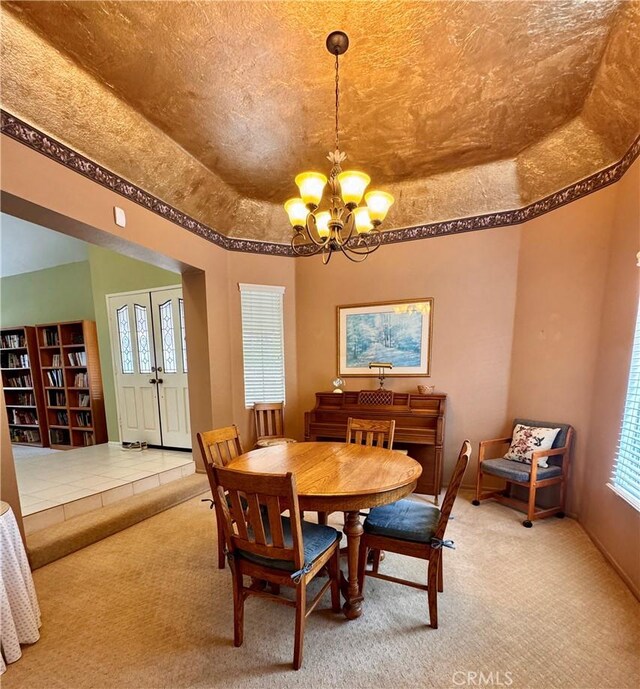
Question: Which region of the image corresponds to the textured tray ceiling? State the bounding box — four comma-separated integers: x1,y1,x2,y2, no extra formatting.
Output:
1,1,638,244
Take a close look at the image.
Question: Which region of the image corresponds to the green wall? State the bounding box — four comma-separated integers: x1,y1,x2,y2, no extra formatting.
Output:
0,261,95,327
87,245,179,440
0,248,179,442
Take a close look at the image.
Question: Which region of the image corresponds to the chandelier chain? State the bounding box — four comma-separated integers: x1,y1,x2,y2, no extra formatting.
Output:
334,52,340,153
286,31,394,263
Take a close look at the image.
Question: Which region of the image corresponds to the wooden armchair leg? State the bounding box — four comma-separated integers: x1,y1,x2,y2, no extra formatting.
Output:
427,556,439,629
558,478,567,518
216,519,226,569
472,465,482,506
317,511,328,525
437,556,443,593
293,584,307,670
524,484,536,528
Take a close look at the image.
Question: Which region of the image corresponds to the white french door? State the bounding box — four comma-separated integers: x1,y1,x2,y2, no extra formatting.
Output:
107,286,191,449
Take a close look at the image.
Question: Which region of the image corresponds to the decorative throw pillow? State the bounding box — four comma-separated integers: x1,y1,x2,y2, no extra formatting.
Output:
504,424,561,468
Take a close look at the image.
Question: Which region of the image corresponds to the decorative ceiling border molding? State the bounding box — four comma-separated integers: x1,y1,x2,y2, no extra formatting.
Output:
0,110,293,257
2,110,638,257
382,135,640,246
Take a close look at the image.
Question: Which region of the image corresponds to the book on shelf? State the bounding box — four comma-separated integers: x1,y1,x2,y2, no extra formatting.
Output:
11,409,37,425
1,333,26,348
78,393,90,407
52,354,61,366
82,431,95,446
55,411,69,426
48,390,66,406
4,353,30,368
67,351,87,366
75,411,91,427
46,369,64,387
74,372,88,387
43,329,60,346
5,373,33,387
12,392,35,405
10,428,41,443
50,429,68,445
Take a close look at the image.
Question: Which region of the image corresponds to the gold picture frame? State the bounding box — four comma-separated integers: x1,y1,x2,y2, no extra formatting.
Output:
337,298,434,377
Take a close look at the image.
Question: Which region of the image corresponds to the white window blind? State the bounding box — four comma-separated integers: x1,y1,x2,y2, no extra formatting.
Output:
610,299,640,511
239,284,286,408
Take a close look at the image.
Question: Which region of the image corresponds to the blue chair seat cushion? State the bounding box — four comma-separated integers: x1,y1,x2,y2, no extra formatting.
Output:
237,518,340,572
364,499,440,544
481,457,562,483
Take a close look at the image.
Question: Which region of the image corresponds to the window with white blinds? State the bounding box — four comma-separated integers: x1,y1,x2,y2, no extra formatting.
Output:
239,284,286,408
610,299,640,511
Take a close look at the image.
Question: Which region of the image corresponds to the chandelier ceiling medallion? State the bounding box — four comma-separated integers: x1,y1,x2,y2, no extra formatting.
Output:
285,31,394,263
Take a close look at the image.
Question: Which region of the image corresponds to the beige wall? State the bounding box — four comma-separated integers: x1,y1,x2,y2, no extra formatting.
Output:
0,395,24,542
1,133,638,596
0,136,294,475
294,228,521,481
581,162,640,596
226,252,300,446
507,182,619,514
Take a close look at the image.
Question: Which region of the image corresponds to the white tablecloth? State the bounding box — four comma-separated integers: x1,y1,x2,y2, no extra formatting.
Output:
0,501,41,673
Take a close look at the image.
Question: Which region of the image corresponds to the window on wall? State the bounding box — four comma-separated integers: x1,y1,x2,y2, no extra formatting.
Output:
239,283,285,408
610,299,640,511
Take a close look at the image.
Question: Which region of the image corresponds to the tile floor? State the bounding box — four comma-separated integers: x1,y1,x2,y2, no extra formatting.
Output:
13,443,194,531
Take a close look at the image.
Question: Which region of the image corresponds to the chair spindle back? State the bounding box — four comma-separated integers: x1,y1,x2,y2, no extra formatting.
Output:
346,417,396,450
433,440,471,541
198,426,244,468
254,402,285,441
212,466,304,571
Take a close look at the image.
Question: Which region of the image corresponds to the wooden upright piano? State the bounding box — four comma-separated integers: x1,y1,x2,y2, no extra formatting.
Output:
304,391,446,503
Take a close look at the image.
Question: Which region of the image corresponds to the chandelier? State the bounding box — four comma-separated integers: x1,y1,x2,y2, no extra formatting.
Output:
284,31,394,264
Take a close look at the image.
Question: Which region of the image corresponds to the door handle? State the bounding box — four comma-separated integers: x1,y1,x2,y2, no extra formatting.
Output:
157,378,164,385
149,378,157,385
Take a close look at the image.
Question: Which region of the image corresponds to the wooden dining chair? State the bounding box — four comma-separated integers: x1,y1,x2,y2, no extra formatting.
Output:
318,417,397,526
346,417,396,449
197,425,245,569
211,465,342,670
357,440,472,629
254,402,297,448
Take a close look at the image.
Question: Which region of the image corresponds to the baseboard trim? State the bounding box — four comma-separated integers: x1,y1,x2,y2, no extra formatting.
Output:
580,524,640,601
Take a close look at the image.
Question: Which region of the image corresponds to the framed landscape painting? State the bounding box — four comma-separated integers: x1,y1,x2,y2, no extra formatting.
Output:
337,298,433,377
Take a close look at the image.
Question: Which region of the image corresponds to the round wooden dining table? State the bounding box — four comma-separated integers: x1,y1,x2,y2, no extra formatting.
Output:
226,441,422,619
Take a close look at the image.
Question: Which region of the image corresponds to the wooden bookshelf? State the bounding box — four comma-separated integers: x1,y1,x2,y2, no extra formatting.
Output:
36,320,107,449
1,326,49,447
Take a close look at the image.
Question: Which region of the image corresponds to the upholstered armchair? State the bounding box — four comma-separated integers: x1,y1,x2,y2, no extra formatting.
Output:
472,418,574,527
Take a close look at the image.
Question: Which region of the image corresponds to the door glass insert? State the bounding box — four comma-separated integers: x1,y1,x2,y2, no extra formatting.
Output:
134,304,152,374
116,305,134,374
178,298,188,373
159,300,177,373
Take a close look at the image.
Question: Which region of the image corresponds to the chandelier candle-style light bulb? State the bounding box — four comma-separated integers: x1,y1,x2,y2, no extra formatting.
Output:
295,172,328,208
286,31,394,263
315,211,331,237
365,191,394,225
354,207,373,234
284,198,309,228
337,171,370,207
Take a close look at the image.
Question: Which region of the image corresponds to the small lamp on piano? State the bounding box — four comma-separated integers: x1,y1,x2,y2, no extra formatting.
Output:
332,377,345,394
369,361,393,390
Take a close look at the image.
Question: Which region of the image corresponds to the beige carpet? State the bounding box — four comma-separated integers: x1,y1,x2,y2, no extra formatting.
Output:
4,492,639,689
27,474,210,570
